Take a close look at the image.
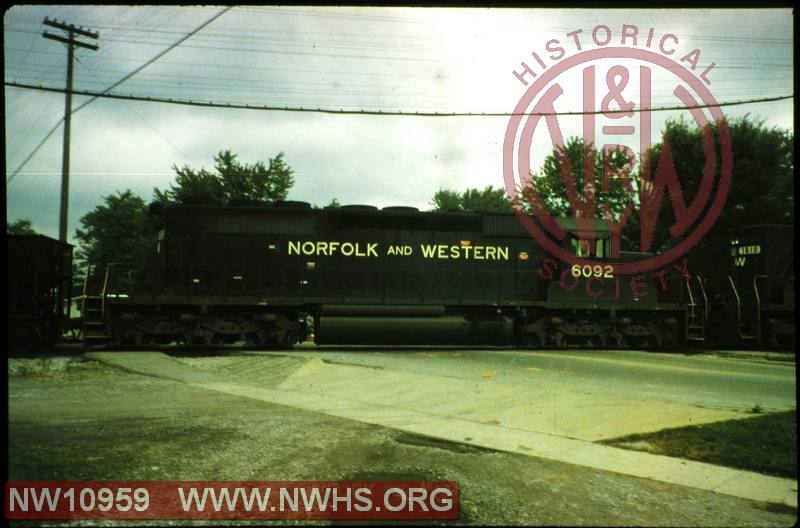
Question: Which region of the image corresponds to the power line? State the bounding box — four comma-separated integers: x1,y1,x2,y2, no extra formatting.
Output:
11,25,793,67
6,81,793,116
73,54,200,167
7,6,233,184
7,61,793,87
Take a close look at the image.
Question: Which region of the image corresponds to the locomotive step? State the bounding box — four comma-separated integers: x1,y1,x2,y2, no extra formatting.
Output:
686,324,705,339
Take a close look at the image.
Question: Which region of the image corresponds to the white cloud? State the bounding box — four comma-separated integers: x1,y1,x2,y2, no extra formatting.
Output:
4,6,793,241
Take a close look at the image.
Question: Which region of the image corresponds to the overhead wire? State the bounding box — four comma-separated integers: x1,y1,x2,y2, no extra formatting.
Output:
6,61,793,91
7,6,233,183
6,81,792,116
72,54,200,167
5,6,792,184
8,24,793,67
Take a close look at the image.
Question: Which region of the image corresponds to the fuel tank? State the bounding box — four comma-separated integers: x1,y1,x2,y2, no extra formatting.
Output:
315,312,514,345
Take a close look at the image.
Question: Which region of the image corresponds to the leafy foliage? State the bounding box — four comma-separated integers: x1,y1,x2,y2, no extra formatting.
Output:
74,150,297,274
522,137,639,251
154,150,294,206
431,186,513,213
639,116,794,275
436,117,793,270
7,218,36,235
74,191,156,270
528,137,636,219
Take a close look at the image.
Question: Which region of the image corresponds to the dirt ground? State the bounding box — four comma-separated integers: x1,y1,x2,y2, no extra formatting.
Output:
7,356,797,527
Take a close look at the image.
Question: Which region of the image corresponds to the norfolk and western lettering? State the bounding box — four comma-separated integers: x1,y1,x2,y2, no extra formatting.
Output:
286,241,510,261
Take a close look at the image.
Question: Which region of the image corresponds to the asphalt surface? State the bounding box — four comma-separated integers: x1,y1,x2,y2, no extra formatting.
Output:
7,347,798,526
291,346,796,413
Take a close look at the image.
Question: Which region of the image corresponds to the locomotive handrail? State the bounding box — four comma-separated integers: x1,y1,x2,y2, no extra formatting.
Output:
727,275,742,327
685,279,696,320
81,264,92,317
100,265,110,317
696,276,709,319
753,274,768,343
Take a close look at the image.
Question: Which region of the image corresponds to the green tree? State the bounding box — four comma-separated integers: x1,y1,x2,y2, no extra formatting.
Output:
431,189,462,212
525,137,636,223
431,186,513,213
7,218,36,235
635,116,793,276
74,190,156,271
154,150,294,205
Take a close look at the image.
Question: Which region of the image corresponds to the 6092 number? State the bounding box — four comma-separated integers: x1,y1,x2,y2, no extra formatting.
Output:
570,264,614,278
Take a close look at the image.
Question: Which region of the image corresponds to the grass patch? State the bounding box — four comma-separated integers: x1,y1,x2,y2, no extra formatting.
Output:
603,411,797,478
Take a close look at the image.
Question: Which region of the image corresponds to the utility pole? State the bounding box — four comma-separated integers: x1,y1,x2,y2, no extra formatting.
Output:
42,18,99,242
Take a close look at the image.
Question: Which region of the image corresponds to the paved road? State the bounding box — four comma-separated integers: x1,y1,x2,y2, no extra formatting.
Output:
288,346,796,413
9,351,798,524
10,355,796,526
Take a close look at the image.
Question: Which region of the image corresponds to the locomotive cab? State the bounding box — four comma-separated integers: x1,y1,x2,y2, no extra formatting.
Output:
529,221,684,348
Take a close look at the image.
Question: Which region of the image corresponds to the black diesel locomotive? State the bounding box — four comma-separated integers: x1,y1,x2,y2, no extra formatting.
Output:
84,202,690,348
698,225,795,348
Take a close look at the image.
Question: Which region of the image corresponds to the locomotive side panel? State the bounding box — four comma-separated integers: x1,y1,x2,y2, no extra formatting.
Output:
155,205,550,307
101,203,691,348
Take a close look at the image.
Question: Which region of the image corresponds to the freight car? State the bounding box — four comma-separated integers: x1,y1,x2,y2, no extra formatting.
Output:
7,234,73,352
698,225,795,348
82,202,689,348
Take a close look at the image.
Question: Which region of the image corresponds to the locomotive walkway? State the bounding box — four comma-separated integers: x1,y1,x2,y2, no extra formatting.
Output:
85,350,797,508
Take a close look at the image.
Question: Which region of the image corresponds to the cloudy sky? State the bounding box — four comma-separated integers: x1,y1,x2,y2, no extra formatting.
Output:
4,6,793,241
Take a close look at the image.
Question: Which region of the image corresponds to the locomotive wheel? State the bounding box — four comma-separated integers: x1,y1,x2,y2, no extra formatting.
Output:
626,335,655,349
585,335,607,348
516,314,545,349
279,330,298,349
517,326,540,349
246,329,268,348
12,324,42,353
